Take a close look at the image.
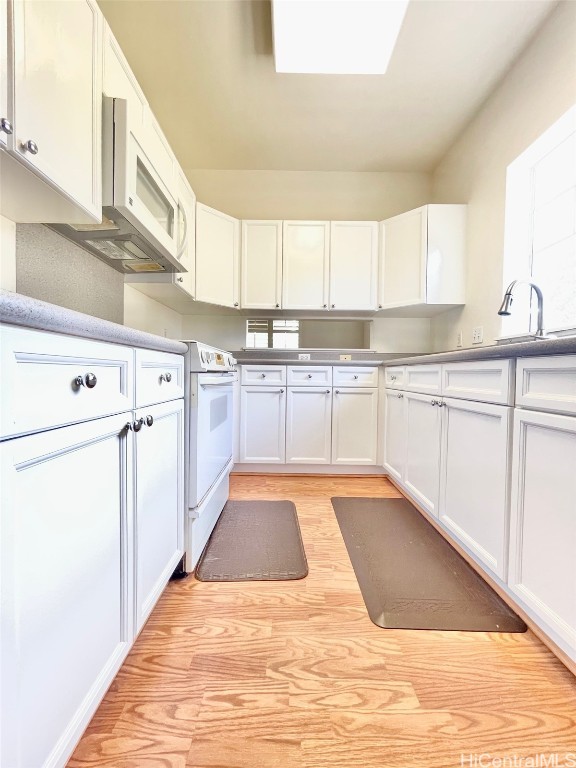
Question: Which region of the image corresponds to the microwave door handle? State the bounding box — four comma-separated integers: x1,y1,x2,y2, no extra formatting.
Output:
176,201,188,259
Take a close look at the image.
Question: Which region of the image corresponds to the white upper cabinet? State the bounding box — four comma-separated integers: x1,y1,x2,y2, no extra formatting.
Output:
0,1,8,149
1,0,102,223
195,203,240,308
241,220,283,309
379,204,466,310
329,221,378,310
282,221,330,310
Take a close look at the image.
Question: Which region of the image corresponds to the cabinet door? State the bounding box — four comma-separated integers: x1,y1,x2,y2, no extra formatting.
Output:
134,399,184,633
508,409,576,656
379,208,426,308
383,389,406,482
282,221,329,310
332,388,378,465
439,398,512,578
286,386,332,464
0,0,8,149
0,413,133,768
241,220,282,309
196,203,240,308
239,386,286,463
329,221,378,310
403,391,441,516
11,0,102,219
174,168,196,298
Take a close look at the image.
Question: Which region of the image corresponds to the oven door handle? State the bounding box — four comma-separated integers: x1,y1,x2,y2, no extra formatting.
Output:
200,381,235,388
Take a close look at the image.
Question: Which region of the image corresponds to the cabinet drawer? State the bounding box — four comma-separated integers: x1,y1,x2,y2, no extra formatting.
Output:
287,366,332,386
135,349,184,408
404,364,442,394
516,355,576,415
333,366,379,387
442,359,513,405
0,325,134,440
240,365,286,386
384,366,405,389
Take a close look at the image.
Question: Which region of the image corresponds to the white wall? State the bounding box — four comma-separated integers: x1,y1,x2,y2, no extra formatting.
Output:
431,1,576,352
0,216,16,291
186,170,431,221
369,318,432,353
124,285,184,339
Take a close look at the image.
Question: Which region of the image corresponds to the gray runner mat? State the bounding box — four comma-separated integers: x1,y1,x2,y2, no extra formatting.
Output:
195,500,308,581
332,497,526,632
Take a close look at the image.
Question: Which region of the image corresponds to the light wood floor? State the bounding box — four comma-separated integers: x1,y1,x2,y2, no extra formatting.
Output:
68,475,576,768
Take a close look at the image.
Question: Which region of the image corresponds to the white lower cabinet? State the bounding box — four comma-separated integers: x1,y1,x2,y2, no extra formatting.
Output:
239,385,286,463
134,399,184,633
0,412,133,768
286,386,332,464
508,408,576,652
403,392,442,516
439,398,511,578
383,389,405,482
332,387,378,465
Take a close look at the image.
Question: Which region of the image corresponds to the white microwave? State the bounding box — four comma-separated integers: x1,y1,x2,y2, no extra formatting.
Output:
49,97,188,274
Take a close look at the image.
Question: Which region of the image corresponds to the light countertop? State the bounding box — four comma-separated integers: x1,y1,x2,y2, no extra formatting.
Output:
0,290,188,355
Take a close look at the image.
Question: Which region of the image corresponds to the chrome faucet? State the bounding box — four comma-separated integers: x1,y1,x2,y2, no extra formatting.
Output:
497,279,553,339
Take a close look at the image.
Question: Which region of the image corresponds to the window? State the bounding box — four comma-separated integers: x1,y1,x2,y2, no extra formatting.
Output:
502,105,576,336
246,319,300,349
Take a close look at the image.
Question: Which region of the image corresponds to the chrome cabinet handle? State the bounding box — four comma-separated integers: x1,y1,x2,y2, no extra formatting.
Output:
323,304,328,309
325,389,330,394
353,375,358,380
280,388,285,393
133,418,144,432
234,302,239,307
331,304,335,308
437,400,445,408
74,373,97,388
431,399,438,406
307,374,312,379
261,373,266,379
0,118,13,135
21,139,38,154
397,393,404,399
390,375,397,381
378,304,383,309
145,415,154,426
177,277,184,283
124,422,133,432
159,372,172,383
335,389,340,394
275,303,280,308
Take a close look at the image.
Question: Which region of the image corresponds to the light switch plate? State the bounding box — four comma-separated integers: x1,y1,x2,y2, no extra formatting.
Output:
340,354,352,361
298,353,311,360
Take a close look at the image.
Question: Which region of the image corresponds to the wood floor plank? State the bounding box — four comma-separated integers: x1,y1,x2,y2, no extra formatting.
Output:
67,474,576,768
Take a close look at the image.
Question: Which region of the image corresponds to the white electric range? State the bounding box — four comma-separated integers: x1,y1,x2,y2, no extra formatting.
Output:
183,341,238,571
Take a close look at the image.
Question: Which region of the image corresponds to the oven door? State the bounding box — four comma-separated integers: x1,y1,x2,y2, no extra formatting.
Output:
191,373,236,505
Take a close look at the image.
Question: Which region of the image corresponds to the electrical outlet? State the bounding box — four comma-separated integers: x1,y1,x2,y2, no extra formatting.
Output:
298,353,311,360
456,330,463,348
472,326,484,345
340,354,352,361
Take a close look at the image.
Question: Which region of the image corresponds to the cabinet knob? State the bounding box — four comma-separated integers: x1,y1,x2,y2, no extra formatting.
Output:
335,389,340,394
323,304,328,309
0,118,13,135
74,373,97,389
390,375,397,381
280,388,285,393
160,372,172,383
353,375,358,380
261,373,266,379
437,400,445,408
307,374,312,379
124,422,133,432
431,399,438,406
21,139,39,155
145,415,154,426
133,418,144,432
331,304,335,308
234,302,239,307
397,393,404,399
378,304,383,309
177,277,184,283
325,389,330,394
275,303,280,308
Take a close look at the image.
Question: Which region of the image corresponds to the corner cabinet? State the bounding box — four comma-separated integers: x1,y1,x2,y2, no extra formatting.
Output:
196,203,240,308
1,0,103,223
378,204,466,311
282,221,330,310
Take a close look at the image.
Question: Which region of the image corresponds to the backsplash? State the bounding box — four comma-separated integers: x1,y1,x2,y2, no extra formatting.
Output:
15,224,124,324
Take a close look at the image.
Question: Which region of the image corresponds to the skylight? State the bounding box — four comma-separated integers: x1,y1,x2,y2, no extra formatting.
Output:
272,0,409,75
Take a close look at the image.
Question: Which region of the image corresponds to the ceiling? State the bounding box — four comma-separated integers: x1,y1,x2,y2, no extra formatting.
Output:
98,0,557,173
